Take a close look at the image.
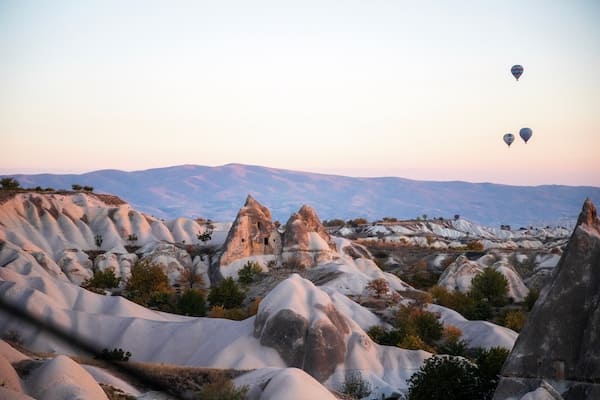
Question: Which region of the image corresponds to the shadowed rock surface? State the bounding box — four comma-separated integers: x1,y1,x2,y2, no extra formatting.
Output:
493,199,600,400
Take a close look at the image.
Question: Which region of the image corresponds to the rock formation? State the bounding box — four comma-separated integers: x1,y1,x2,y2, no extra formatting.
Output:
217,195,282,268
281,205,337,268
493,199,600,400
216,197,337,273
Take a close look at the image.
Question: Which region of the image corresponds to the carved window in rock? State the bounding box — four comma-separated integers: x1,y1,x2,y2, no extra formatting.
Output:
264,237,269,245
553,360,565,380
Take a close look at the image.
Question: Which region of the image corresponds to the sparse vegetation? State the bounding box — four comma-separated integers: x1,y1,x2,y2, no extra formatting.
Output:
339,370,372,399
407,356,482,400
197,228,213,242
197,377,249,400
524,288,539,311
94,233,104,249
96,348,132,362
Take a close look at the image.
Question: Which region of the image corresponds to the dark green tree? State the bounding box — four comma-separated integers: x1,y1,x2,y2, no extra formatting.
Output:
0,177,20,190
208,277,245,309
177,289,207,316
474,346,509,399
469,268,509,307
237,261,263,284
407,356,482,400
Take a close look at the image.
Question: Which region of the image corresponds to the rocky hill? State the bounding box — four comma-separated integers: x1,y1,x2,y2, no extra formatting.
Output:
0,190,589,399
5,163,600,227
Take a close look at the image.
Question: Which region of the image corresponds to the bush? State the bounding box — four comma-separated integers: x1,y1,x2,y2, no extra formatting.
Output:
197,378,249,400
208,278,245,309
339,370,372,399
125,260,170,306
500,309,526,332
469,268,509,307
96,348,131,362
413,309,443,345
429,285,476,317
366,325,405,347
407,356,482,400
366,278,389,298
237,261,263,284
400,334,434,352
177,289,207,316
82,268,121,291
1,178,20,190
474,347,509,399
466,241,484,251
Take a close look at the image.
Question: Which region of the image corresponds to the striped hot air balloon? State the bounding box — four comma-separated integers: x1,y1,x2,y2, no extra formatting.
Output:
511,65,524,81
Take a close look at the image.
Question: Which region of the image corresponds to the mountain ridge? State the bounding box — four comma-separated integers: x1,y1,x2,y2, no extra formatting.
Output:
4,163,600,227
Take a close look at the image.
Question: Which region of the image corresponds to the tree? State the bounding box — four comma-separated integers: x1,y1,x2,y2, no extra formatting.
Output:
339,370,372,399
366,278,389,298
178,264,205,289
474,347,509,399
82,268,121,291
407,356,482,400
94,233,103,249
177,289,206,316
469,268,509,307
72,184,83,191
83,185,94,192
197,228,213,243
125,260,170,306
208,277,245,309
237,261,263,284
0,177,20,190
413,309,443,345
524,288,539,311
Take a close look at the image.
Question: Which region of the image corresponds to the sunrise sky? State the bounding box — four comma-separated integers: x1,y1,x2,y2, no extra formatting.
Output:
1,1,599,186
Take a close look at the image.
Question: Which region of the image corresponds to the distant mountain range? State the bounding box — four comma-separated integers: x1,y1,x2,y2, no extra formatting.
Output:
5,163,600,227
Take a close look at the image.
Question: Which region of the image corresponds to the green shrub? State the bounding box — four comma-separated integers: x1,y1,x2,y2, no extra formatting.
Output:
237,261,263,284
500,309,526,332
208,277,245,309
469,268,509,307
413,310,443,345
177,289,207,316
82,268,121,291
366,325,406,347
473,347,509,399
407,356,482,400
1,178,20,190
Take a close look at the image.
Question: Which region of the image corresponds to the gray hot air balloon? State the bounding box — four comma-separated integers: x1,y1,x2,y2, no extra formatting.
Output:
511,65,524,80
503,133,515,147
519,127,532,143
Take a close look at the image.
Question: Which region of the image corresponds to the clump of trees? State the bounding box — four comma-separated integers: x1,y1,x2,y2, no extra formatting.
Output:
0,177,20,190
96,348,132,362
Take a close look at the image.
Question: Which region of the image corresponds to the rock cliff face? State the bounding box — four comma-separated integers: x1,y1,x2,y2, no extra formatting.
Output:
217,197,336,272
493,199,600,400
218,195,282,267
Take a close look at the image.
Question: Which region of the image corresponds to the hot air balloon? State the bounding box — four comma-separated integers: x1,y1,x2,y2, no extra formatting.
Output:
503,133,515,147
519,127,532,143
511,65,524,81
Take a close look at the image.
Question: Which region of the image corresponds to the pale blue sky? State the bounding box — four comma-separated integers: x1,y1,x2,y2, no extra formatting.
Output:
1,1,599,185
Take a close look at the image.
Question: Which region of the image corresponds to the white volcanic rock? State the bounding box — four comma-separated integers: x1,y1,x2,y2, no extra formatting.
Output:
140,242,193,285
235,367,338,400
438,254,528,302
25,355,109,400
56,249,93,284
94,251,138,280
281,204,337,268
428,304,517,350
